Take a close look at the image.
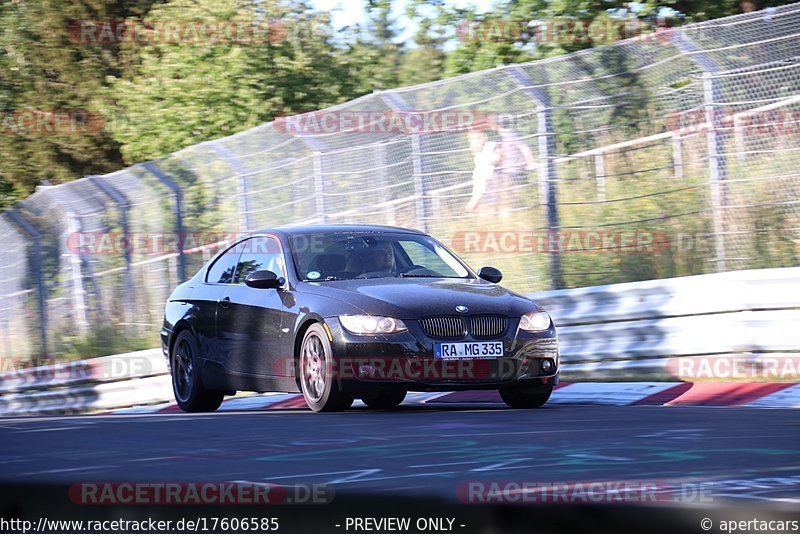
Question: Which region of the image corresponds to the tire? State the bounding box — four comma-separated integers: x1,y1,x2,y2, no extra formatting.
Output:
170,330,224,412
361,389,407,409
298,323,353,412
499,383,553,409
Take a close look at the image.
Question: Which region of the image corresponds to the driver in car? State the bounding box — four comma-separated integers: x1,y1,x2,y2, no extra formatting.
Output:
363,241,395,273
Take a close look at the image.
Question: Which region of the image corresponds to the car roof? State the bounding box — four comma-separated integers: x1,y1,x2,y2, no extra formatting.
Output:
252,224,426,236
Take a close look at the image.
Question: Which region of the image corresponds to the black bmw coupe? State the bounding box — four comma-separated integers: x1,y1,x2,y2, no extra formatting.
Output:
161,225,559,412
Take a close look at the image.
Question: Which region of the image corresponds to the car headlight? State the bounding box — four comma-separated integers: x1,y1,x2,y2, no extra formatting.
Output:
339,315,407,335
519,311,551,332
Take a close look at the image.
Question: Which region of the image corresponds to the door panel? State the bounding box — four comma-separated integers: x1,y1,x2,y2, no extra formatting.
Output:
198,243,243,363
217,236,288,376
193,286,227,363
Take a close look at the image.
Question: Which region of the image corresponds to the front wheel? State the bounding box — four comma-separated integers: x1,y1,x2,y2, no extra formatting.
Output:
499,383,553,409
361,389,407,409
171,330,224,412
298,323,353,412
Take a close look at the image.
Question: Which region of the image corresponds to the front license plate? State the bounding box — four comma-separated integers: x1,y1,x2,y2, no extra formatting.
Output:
434,341,504,359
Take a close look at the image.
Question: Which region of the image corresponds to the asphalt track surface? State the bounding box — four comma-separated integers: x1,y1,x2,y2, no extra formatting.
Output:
2,404,800,505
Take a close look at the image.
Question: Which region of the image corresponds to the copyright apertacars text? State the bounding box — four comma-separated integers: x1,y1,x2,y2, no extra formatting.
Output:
0,517,279,533
701,518,799,532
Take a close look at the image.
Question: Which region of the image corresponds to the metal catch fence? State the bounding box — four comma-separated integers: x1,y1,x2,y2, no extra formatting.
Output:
2,5,799,359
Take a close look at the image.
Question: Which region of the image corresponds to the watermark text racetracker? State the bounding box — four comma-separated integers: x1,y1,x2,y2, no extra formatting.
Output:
668,108,800,136
455,18,668,45
1,109,104,135
668,355,800,382
0,356,156,381
69,19,286,45
458,479,715,504
274,110,510,135
271,355,547,382
70,481,331,505
451,230,669,255
68,232,278,255
67,231,349,256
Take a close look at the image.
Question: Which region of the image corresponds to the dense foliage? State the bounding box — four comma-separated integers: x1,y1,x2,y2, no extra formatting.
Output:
0,0,794,207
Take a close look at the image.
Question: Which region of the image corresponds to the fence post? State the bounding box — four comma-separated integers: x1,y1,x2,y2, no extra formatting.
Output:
377,91,430,233
142,162,187,282
594,153,606,202
208,142,252,232
374,142,394,224
312,152,328,223
671,30,728,272
671,133,684,179
89,175,134,324
4,210,48,357
293,133,329,224
0,298,9,358
506,66,564,290
66,214,90,334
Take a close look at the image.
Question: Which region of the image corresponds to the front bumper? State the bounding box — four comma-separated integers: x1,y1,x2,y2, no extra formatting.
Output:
325,317,559,393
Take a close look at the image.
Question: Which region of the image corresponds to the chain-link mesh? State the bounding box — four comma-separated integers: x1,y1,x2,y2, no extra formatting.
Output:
0,216,35,359
2,4,799,359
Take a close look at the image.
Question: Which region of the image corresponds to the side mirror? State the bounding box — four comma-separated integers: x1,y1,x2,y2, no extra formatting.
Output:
245,270,284,289
478,266,503,283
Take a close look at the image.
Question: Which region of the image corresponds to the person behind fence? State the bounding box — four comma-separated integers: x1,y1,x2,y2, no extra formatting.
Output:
495,116,536,213
465,129,500,213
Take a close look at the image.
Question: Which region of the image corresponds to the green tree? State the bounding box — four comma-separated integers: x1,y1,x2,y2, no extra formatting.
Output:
639,0,798,21
0,0,162,197
336,0,404,95
106,0,356,163
397,3,447,86
441,3,536,77
442,0,800,76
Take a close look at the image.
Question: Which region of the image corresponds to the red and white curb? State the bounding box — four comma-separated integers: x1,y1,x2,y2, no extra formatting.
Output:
106,382,800,414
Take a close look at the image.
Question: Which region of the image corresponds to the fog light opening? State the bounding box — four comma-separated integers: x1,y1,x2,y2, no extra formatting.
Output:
541,359,553,373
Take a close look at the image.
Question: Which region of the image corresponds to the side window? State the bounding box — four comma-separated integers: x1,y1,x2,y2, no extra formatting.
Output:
205,244,242,284
233,236,285,285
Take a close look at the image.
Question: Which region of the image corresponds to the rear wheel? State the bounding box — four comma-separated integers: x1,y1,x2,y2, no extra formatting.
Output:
299,323,353,412
171,330,224,412
499,383,553,409
361,389,407,409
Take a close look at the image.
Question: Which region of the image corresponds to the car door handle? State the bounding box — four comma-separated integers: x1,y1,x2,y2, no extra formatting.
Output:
218,296,231,309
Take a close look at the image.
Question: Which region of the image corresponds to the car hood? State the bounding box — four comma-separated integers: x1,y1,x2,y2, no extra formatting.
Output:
298,277,540,318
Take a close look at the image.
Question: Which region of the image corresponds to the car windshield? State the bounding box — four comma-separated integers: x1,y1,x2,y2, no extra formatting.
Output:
289,232,472,281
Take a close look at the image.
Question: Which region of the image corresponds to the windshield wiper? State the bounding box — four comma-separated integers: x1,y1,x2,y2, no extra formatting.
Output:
398,273,438,278
306,275,344,281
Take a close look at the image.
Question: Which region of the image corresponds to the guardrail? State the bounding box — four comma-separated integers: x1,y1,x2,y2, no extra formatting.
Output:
0,267,797,415
543,267,800,380
0,350,169,416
